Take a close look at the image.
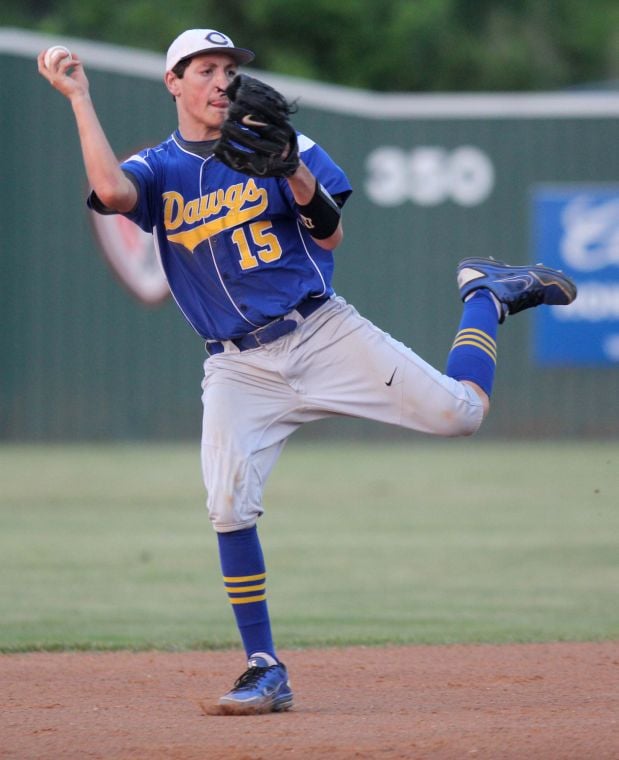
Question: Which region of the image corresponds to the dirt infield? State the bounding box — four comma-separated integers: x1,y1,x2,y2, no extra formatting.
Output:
2,642,618,759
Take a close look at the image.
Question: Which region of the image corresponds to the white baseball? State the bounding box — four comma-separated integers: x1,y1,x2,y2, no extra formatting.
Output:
44,45,72,69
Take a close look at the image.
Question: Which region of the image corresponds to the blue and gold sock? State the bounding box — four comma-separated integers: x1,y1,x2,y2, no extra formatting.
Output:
445,289,499,396
217,525,276,660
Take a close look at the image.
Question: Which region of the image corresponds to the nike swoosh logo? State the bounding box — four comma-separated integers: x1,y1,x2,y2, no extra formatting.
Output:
496,274,534,287
242,114,268,128
385,368,397,386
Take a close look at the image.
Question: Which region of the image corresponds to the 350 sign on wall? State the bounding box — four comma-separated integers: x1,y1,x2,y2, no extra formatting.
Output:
365,146,494,207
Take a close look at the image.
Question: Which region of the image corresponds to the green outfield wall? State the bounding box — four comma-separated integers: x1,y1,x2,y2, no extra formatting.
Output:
2,29,618,440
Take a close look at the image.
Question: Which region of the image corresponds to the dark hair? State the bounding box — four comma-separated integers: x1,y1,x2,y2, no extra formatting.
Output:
172,58,192,79
170,58,192,101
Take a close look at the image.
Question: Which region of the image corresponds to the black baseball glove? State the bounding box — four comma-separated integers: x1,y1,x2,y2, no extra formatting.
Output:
213,74,300,178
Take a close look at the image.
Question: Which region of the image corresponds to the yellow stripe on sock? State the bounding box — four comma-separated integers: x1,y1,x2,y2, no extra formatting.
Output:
222,572,266,583
225,583,266,594
453,329,497,359
452,340,497,362
229,594,267,605
452,338,497,362
454,327,497,353
452,334,497,354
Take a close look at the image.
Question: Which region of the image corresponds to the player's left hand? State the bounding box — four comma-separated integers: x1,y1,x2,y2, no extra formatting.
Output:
213,74,300,178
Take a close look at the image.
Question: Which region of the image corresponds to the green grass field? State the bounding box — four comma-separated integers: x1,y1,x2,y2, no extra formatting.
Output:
1,440,617,652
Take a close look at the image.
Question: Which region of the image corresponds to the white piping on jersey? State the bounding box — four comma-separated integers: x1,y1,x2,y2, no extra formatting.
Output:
126,153,155,175
297,134,315,152
207,237,261,329
171,133,211,161
294,220,327,297
198,158,211,200
152,226,204,338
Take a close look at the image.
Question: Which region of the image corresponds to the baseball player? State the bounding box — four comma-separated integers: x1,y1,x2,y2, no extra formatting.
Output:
38,28,576,715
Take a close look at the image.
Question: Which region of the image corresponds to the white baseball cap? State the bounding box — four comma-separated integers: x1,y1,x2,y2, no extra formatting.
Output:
166,29,255,71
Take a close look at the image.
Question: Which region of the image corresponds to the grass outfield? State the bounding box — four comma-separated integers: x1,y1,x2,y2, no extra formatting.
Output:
0,440,617,652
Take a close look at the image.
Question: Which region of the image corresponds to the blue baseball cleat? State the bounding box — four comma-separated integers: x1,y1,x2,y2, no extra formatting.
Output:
457,257,577,323
218,654,293,715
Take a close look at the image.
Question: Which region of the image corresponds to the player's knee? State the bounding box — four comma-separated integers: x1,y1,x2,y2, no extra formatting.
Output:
437,411,481,437
201,442,264,532
434,386,485,438
205,484,263,532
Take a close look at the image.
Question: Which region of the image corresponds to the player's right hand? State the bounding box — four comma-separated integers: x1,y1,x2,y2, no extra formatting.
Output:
37,50,90,101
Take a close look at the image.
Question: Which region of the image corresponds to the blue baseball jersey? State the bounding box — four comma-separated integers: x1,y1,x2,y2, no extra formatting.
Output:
101,131,352,341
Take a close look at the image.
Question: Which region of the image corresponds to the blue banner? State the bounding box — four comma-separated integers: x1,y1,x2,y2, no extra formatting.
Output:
532,186,619,365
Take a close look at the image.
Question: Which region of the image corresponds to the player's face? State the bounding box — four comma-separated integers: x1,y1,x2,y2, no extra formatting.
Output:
170,53,238,140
